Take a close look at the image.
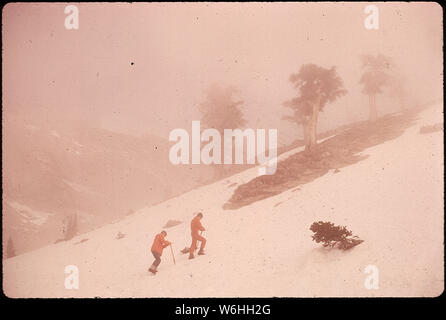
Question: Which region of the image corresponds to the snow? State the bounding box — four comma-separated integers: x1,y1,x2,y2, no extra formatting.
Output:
8,202,53,226
3,104,443,297
73,141,84,148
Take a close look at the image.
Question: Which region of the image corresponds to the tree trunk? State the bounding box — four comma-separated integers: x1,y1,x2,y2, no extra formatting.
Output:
310,104,319,148
302,120,311,151
307,98,320,150
369,94,377,122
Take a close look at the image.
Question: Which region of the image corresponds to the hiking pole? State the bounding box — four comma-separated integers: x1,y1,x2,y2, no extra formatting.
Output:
170,244,176,265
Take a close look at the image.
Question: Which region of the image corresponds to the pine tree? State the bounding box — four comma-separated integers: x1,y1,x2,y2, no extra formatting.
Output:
359,54,393,122
198,84,247,178
284,64,347,150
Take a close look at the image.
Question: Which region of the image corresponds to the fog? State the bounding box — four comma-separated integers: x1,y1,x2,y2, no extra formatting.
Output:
2,3,444,298
3,3,442,146
2,2,443,254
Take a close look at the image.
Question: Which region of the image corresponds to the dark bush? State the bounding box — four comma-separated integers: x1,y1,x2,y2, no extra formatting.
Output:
310,221,363,250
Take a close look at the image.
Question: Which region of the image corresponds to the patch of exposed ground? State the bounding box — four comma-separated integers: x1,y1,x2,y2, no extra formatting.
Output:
223,108,422,210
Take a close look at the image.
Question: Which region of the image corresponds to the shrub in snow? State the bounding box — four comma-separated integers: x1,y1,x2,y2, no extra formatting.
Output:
310,221,363,250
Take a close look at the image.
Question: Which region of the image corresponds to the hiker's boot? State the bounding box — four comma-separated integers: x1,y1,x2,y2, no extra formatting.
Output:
197,249,205,255
148,264,157,274
181,247,190,254
189,253,195,260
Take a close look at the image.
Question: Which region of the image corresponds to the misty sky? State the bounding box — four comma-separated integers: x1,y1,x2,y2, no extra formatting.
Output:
2,2,442,146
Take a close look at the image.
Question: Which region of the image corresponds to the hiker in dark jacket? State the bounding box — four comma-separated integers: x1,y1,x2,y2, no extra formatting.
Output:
149,230,171,274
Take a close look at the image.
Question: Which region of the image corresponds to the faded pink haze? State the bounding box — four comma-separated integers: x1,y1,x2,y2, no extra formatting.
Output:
2,2,443,298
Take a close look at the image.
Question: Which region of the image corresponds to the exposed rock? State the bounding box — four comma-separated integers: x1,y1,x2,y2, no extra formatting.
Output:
163,219,182,228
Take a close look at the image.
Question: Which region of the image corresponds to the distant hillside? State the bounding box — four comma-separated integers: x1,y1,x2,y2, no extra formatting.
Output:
2,114,216,254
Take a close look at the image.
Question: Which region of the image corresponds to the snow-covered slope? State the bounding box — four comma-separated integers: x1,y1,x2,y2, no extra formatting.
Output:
3,103,443,297
2,115,223,254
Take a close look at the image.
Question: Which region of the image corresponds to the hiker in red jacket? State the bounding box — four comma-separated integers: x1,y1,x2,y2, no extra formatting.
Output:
189,212,206,259
149,230,171,274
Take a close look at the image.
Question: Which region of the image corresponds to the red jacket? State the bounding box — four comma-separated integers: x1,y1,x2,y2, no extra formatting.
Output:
151,233,170,255
191,216,205,237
